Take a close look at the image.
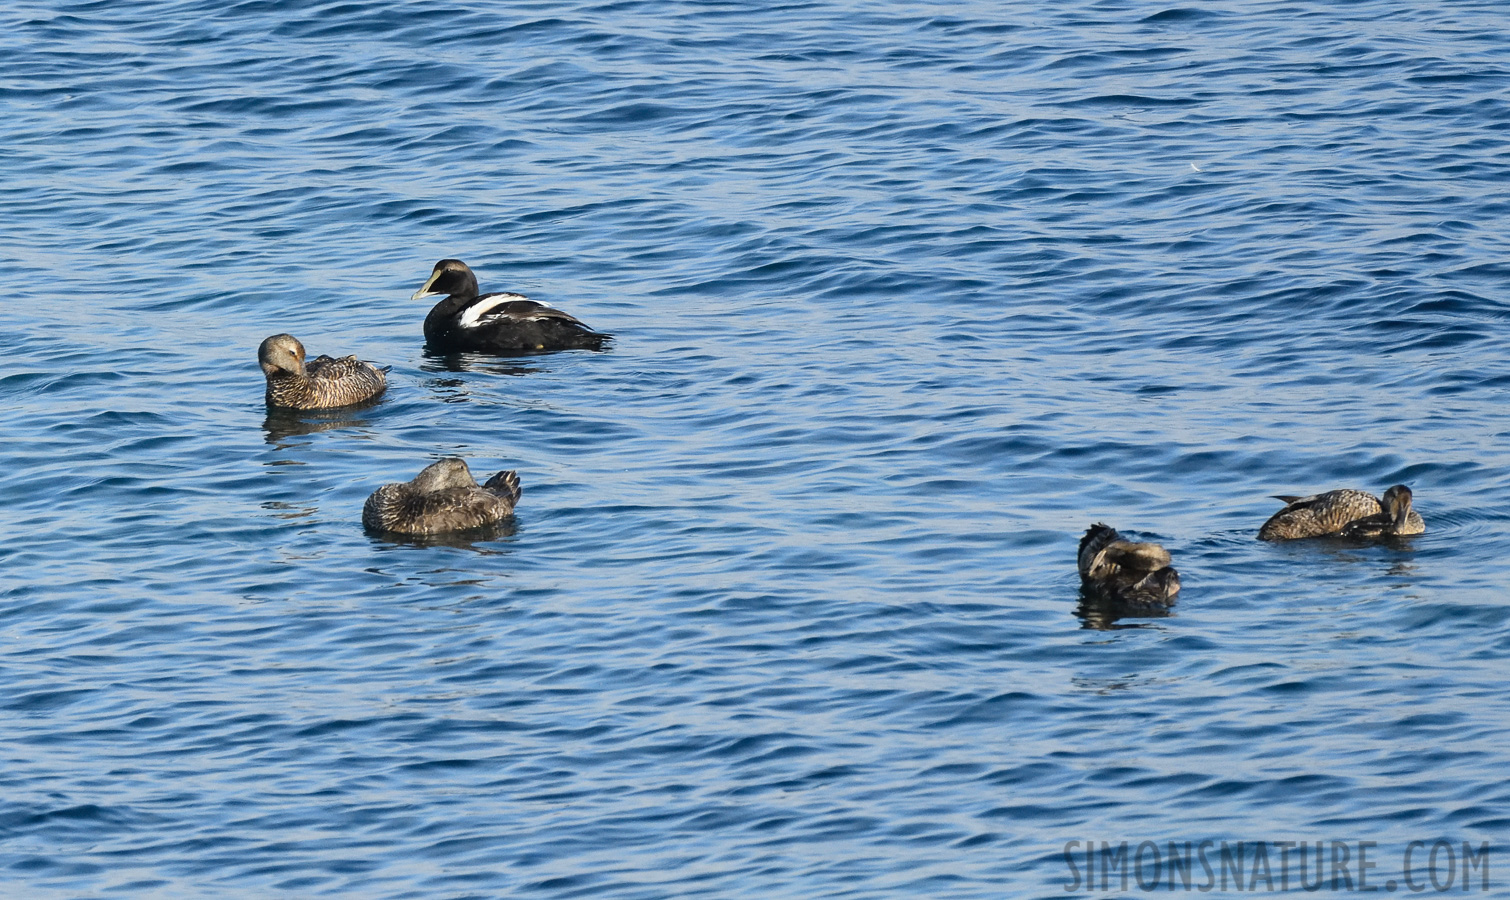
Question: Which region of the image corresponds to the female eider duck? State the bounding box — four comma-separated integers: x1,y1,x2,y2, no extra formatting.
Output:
412,258,608,355
1077,523,1180,607
258,333,387,410
363,457,521,535
1257,484,1424,541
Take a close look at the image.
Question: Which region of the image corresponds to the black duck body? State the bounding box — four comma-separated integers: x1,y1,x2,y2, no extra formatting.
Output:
413,259,608,355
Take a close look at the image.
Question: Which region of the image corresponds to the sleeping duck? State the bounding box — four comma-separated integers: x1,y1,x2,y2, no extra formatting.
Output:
411,259,609,355
1258,484,1424,541
258,333,387,410
1077,523,1180,608
363,457,521,535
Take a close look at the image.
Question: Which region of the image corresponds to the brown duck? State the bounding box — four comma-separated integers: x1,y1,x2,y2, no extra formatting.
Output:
1258,484,1424,541
259,333,388,410
1077,523,1180,607
363,457,522,535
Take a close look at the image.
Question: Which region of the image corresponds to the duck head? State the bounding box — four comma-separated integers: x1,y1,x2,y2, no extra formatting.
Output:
411,259,479,301
258,333,306,377
1382,484,1414,529
410,457,479,493
1146,566,1181,601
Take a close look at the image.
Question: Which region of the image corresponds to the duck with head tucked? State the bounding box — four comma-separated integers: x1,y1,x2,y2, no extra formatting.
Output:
363,457,522,535
258,333,388,410
1077,523,1181,608
1257,484,1424,541
412,258,609,355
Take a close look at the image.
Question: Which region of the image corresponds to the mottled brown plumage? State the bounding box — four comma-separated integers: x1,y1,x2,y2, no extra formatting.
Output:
259,333,388,410
1077,523,1180,608
362,457,522,535
1258,485,1423,540
1338,485,1426,539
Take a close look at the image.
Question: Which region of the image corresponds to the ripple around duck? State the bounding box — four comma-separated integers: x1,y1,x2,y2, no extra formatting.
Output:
4,0,1510,896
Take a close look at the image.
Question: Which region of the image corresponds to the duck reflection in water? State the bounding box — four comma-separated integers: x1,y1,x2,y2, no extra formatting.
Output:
366,519,519,551
262,404,379,444
419,350,541,377
1075,591,1175,630
1075,523,1180,630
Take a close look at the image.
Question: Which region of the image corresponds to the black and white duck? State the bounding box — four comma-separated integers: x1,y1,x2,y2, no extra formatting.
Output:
363,457,521,535
411,259,608,355
258,333,387,410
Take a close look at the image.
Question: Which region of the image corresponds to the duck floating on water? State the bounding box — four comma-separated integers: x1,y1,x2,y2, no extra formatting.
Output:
1077,523,1180,608
1340,485,1426,539
412,259,609,355
258,333,388,410
363,457,522,535
1257,484,1424,541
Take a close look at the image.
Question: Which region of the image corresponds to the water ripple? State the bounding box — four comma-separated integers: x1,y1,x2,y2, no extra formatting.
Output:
3,0,1510,896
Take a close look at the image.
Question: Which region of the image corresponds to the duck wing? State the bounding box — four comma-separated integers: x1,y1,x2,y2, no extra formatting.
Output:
306,354,380,377
366,485,512,535
1258,489,1381,540
1103,540,1172,572
302,354,388,406
1340,508,1427,539
461,292,591,329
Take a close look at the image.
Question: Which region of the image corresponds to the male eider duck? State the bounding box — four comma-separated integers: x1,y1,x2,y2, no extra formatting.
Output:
363,457,522,535
1257,484,1424,541
1077,523,1181,608
411,258,609,355
258,333,387,410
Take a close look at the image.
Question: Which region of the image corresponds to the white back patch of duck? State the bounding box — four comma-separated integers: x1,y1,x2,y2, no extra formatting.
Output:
458,293,533,328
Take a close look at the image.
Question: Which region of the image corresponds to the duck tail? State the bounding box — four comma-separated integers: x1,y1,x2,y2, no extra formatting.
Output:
1078,522,1120,577
484,470,522,507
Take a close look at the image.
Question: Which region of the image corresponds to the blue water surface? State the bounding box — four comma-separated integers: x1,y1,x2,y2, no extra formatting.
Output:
3,0,1510,896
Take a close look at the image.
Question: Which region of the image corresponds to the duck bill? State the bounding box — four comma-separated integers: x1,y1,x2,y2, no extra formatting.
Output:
1393,503,1410,529
410,271,443,301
